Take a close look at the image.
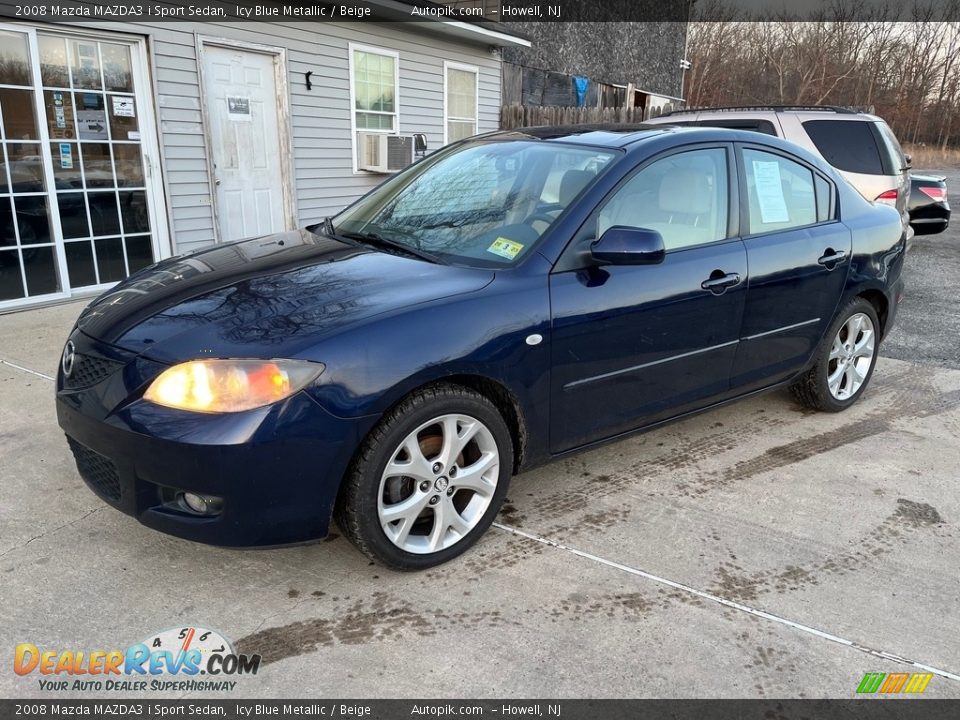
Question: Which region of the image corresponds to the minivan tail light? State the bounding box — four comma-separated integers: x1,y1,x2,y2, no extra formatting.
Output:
918,186,947,203
874,189,898,207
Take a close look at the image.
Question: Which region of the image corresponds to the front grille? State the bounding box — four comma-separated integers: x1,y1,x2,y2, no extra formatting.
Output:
67,436,122,502
63,354,124,390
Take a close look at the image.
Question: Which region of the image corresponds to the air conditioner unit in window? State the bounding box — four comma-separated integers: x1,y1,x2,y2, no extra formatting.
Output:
357,133,415,173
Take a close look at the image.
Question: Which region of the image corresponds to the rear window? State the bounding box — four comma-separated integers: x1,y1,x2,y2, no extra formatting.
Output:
802,119,886,175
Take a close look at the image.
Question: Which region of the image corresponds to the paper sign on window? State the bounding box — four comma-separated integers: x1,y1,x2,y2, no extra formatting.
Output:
112,96,135,118
752,160,790,224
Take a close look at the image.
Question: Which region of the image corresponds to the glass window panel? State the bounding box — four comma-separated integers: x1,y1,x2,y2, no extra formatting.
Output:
23,245,59,295
0,250,24,300
57,192,90,239
125,234,154,274
65,240,97,287
118,190,149,234
108,94,138,139
50,142,82,188
39,35,70,88
447,69,476,120
81,143,113,188
94,237,125,281
113,144,144,187
598,148,729,248
44,90,76,140
0,145,7,194
74,92,108,141
356,112,393,131
101,43,133,92
70,40,102,90
0,31,32,87
448,120,476,143
6,144,45,193
743,149,818,234
0,197,15,249
88,191,120,236
1,89,39,140
14,196,52,245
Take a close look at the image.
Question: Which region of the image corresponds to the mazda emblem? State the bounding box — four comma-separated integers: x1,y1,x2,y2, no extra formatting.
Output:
62,340,76,378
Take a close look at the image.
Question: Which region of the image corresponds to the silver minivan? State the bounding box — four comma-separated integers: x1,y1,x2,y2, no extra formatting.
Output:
644,106,911,228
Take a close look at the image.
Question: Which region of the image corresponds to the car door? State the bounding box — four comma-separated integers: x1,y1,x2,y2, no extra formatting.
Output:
548,145,748,453
730,144,851,392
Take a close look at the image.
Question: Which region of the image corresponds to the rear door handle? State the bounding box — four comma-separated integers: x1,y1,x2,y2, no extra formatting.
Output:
701,271,741,295
818,249,847,268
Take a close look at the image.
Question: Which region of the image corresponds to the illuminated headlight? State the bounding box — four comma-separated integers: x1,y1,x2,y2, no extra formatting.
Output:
143,359,324,413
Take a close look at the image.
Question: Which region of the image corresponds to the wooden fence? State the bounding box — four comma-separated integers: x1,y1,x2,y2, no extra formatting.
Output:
499,104,674,129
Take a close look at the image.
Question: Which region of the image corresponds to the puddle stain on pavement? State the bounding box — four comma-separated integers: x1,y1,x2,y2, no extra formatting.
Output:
708,497,948,604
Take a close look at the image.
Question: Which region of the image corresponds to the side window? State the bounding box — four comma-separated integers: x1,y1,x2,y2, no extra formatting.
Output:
743,149,818,234
597,148,729,250
814,174,833,222
801,120,884,174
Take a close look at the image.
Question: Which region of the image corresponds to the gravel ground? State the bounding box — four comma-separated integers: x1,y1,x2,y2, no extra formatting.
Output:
882,166,960,369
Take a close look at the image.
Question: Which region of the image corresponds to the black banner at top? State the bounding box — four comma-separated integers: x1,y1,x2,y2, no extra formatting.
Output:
1,0,960,23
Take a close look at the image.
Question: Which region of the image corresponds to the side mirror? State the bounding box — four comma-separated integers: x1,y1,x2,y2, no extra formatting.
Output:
591,226,666,266
904,152,912,169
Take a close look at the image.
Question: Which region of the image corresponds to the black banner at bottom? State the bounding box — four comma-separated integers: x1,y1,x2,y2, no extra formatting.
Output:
2,700,960,720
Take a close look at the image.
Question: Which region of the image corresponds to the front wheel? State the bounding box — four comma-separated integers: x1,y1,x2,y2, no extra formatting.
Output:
335,384,513,570
790,297,880,412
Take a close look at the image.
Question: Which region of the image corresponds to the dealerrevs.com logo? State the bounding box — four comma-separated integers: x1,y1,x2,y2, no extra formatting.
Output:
14,626,261,692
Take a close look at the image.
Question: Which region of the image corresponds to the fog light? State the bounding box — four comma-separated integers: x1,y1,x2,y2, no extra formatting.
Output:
180,492,223,515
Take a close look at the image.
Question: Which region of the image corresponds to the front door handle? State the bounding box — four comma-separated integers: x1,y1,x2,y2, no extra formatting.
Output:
701,271,741,295
818,249,847,268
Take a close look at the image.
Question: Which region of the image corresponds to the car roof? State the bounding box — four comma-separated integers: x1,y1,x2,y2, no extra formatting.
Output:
657,107,884,123
482,124,674,148
481,123,813,150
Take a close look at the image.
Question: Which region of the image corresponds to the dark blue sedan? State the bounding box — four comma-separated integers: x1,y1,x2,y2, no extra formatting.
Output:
56,126,906,569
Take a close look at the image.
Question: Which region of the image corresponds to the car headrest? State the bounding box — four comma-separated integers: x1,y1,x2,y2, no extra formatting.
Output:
659,170,712,215
559,169,595,205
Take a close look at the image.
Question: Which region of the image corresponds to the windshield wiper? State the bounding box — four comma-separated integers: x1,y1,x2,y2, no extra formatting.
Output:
336,230,444,265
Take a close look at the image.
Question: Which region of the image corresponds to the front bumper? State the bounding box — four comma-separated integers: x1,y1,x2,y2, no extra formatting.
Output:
56,332,376,547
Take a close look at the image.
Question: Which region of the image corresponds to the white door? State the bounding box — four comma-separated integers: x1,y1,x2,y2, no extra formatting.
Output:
202,45,286,242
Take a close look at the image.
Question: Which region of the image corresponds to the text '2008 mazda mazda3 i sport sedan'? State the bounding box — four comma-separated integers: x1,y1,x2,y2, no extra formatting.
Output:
56,125,906,569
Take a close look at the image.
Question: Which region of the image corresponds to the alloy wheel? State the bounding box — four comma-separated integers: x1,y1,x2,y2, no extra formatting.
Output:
827,312,876,401
377,413,500,554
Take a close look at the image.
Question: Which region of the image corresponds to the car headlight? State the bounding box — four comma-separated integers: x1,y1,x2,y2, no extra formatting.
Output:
143,359,324,413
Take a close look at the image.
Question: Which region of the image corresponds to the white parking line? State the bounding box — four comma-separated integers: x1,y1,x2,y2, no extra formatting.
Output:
0,359,54,382
492,521,960,682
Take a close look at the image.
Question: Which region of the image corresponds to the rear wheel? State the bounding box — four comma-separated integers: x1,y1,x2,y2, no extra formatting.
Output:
335,384,512,570
790,297,880,412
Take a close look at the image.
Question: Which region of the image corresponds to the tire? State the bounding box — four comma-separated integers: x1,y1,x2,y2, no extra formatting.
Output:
335,383,513,570
790,297,881,412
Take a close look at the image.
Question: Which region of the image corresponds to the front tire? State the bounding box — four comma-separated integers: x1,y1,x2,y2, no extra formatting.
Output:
790,297,880,412
335,384,513,570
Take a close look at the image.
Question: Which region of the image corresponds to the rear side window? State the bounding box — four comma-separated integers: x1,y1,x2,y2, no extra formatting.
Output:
743,148,819,234
802,120,884,174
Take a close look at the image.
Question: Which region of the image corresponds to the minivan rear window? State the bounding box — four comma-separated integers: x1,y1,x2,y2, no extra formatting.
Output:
801,120,884,175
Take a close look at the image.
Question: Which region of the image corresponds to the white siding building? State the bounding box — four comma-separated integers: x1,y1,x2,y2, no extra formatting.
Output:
0,14,528,310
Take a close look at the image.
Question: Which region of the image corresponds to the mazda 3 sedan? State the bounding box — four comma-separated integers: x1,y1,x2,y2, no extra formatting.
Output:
57,126,906,569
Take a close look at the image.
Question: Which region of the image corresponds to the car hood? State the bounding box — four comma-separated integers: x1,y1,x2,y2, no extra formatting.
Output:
76,229,495,362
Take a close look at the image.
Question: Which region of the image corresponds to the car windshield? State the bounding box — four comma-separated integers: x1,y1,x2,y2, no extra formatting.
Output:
331,139,618,267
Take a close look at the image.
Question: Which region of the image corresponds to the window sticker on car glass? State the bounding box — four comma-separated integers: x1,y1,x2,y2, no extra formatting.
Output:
752,160,790,223
487,237,524,260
